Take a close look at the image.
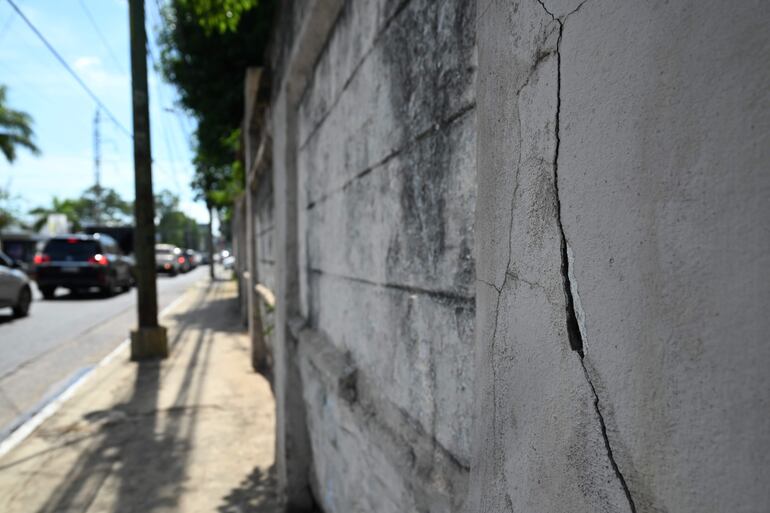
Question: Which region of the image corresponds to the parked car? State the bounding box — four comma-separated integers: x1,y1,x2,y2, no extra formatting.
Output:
178,252,192,273
155,244,183,276
184,249,198,269
34,234,134,299
0,232,47,275
0,250,32,317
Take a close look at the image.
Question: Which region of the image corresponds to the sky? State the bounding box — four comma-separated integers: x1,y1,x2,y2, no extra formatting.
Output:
0,0,211,225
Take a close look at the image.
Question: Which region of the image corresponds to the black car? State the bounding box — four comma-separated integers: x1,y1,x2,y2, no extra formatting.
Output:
34,234,134,299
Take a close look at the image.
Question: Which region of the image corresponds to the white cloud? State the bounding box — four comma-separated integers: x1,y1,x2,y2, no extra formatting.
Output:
71,54,130,91
73,55,101,71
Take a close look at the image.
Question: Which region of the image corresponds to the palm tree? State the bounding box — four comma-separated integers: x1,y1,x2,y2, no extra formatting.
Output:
29,197,84,233
0,85,39,163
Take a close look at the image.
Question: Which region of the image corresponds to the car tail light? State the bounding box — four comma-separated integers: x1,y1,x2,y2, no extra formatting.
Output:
177,256,185,264
34,254,51,264
88,254,109,266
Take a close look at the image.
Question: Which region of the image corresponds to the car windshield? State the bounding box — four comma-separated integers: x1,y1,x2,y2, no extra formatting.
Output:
44,239,100,261
156,248,172,254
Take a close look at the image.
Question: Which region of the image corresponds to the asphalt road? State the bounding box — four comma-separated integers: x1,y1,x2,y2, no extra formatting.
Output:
0,266,209,438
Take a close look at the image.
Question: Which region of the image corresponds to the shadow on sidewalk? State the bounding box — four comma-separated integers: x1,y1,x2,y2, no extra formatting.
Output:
31,283,237,512
216,465,282,513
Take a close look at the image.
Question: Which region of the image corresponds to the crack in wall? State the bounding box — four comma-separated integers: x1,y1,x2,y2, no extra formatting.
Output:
534,1,638,512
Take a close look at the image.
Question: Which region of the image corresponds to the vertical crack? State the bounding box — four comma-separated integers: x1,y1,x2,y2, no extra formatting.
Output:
536,1,638,512
580,362,638,513
538,1,584,358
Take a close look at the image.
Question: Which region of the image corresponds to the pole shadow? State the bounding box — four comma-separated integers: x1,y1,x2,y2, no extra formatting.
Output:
31,284,227,512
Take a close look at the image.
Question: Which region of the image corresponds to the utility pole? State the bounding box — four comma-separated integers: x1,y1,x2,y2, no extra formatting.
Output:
93,108,101,225
129,0,167,359
207,203,215,280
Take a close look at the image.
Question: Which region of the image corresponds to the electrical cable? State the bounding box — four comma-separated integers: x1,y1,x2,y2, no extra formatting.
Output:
4,0,133,139
147,0,195,147
77,0,126,74
145,4,196,195
145,19,183,193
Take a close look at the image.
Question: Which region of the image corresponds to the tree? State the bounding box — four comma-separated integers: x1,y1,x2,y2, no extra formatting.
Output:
80,185,133,225
0,85,40,163
154,189,201,249
154,189,180,220
157,0,272,215
0,187,25,232
29,186,132,232
30,197,86,232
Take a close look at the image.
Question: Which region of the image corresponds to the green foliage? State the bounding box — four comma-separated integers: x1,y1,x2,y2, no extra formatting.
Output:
29,185,132,232
154,189,180,218
177,0,258,34
28,187,201,248
155,189,202,249
157,0,272,212
0,187,25,232
81,185,133,223
0,85,40,163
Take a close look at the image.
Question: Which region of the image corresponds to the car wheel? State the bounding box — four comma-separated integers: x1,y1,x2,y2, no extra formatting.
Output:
40,286,56,300
12,286,31,317
101,278,118,297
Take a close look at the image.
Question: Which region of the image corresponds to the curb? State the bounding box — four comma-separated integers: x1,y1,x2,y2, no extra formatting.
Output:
0,284,197,459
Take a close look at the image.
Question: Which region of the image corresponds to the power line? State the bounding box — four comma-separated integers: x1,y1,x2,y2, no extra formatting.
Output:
153,0,165,21
144,25,181,193
77,0,126,75
147,0,194,146
0,7,15,43
4,0,133,139
146,4,195,193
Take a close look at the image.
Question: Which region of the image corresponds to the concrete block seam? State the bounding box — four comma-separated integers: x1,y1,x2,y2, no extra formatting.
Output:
305,101,476,211
298,0,413,152
308,267,475,305
535,0,638,511
298,336,469,509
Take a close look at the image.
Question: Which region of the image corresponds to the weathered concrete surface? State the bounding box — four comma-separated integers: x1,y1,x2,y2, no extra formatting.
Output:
471,2,628,511
243,68,272,371
267,0,478,511
271,88,316,512
471,0,770,512
0,279,280,513
557,1,770,511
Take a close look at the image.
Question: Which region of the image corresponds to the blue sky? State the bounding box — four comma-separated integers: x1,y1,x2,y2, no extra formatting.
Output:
0,0,210,224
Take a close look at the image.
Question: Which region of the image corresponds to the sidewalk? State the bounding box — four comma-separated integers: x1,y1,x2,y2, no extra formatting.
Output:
0,277,280,513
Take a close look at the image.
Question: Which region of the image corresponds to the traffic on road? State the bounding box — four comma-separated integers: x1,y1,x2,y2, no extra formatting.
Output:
0,233,205,319
0,230,219,441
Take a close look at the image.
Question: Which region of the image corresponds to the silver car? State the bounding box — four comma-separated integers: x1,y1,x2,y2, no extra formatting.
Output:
0,250,32,317
155,244,183,276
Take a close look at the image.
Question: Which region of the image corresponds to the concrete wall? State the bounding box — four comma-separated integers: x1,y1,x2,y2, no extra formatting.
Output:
241,0,770,511
253,167,275,353
243,68,275,371
232,193,249,327
295,0,476,510
258,0,477,511
471,1,770,512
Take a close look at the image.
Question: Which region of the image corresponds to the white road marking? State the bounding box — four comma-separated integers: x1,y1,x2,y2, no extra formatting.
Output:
0,279,202,459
